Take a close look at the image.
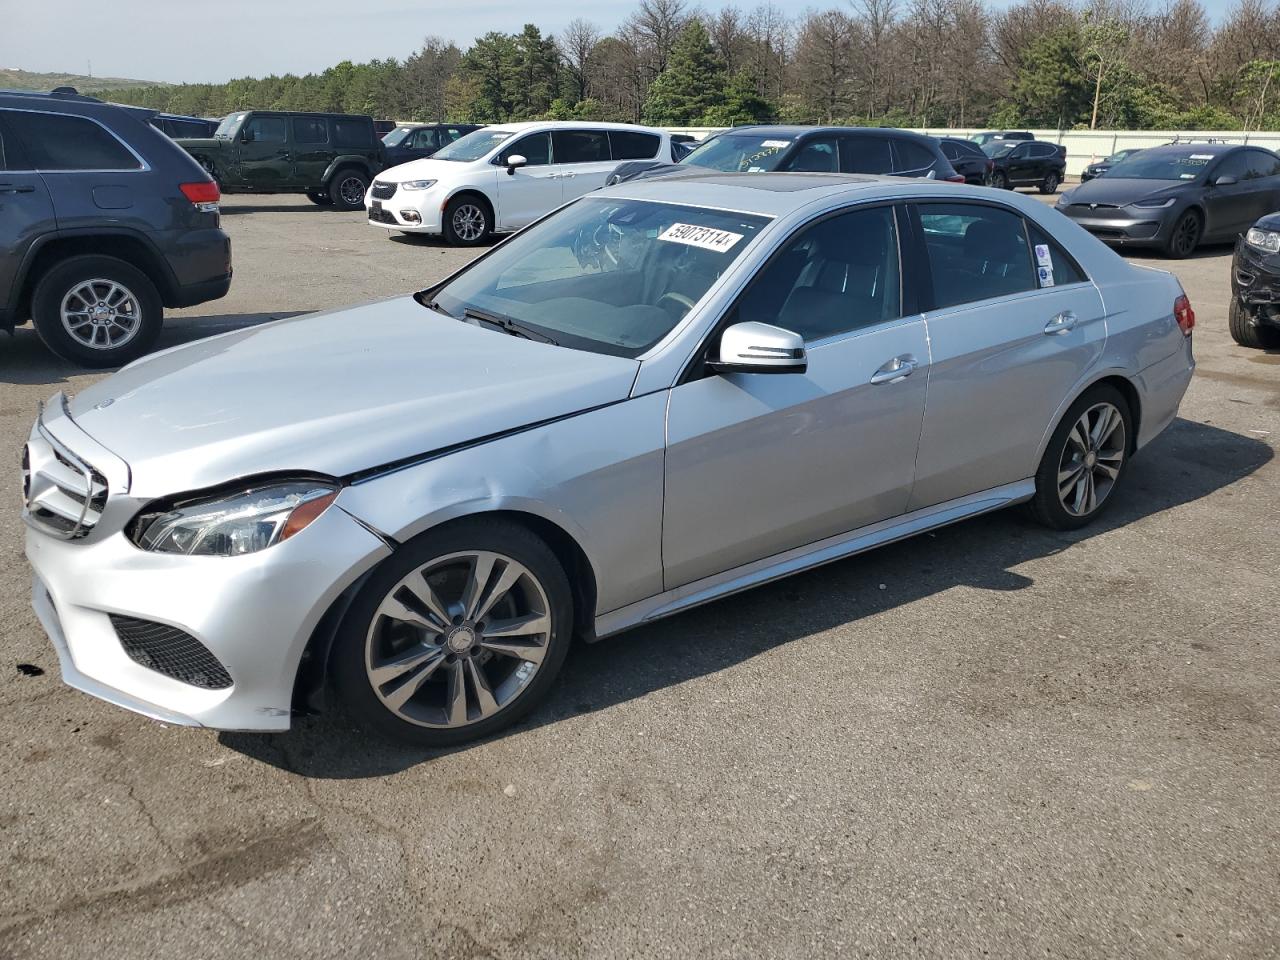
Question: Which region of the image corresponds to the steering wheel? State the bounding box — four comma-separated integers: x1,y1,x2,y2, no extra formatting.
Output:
657,291,696,315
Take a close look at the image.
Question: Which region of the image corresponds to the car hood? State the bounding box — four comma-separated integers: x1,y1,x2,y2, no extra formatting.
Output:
66,297,639,498
376,156,473,182
173,136,222,152
1066,178,1189,206
1254,211,1280,232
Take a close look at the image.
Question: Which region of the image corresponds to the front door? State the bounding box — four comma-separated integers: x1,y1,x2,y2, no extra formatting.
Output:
234,114,292,188
493,132,562,230
906,200,1106,510
0,112,54,317
662,205,930,588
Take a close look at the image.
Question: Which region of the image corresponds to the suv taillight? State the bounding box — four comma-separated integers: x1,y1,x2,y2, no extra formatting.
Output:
944,173,965,183
1174,294,1195,336
180,181,220,205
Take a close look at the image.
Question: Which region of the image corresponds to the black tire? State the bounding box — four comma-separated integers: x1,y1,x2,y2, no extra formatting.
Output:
1039,171,1060,194
442,193,492,246
306,191,334,206
1227,298,1279,349
331,517,574,746
990,171,1009,190
327,168,369,210
1028,384,1133,531
31,255,163,368
1163,209,1202,259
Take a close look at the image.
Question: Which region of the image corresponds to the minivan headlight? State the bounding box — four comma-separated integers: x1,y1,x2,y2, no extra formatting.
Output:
133,481,338,556
1131,196,1177,208
400,180,437,191
1245,227,1280,254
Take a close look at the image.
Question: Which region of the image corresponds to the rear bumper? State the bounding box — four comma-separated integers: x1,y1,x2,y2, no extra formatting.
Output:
163,227,233,307
1134,341,1195,451
169,272,232,308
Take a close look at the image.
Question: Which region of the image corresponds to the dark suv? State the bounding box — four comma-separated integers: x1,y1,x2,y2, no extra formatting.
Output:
982,139,1067,193
381,123,482,168
176,111,384,210
0,89,231,367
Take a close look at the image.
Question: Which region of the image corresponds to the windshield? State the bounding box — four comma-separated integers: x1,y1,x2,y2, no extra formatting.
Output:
1105,152,1216,180
1106,149,1138,163
682,134,793,173
429,197,770,358
382,127,415,147
982,141,1019,158
214,113,245,138
432,128,511,162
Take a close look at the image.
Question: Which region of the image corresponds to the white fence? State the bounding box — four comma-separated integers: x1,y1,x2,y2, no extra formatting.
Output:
667,127,1280,177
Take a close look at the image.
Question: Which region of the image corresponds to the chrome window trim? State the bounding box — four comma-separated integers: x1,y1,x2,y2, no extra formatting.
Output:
0,106,151,173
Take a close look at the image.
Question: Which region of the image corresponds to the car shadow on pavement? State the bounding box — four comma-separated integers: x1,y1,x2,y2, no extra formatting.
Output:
221,415,1271,779
0,312,307,386
219,204,343,215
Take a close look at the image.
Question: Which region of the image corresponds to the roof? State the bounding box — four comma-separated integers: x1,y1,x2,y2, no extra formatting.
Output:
482,120,668,135
716,124,921,139
601,171,899,217
1139,143,1237,156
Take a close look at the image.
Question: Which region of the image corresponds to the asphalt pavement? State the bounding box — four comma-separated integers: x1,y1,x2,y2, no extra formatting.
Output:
0,193,1276,960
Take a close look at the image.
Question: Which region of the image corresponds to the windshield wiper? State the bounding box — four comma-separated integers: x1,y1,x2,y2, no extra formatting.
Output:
463,307,559,346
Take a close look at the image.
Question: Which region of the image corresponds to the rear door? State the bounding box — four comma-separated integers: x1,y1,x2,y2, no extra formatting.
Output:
493,131,561,230
290,116,330,185
0,110,55,321
551,129,615,199
906,200,1106,510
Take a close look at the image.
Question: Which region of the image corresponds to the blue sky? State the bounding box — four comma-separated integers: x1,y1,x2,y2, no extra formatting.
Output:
2,0,1244,86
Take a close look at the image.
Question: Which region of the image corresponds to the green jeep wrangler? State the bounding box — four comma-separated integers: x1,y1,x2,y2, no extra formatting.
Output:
176,111,384,210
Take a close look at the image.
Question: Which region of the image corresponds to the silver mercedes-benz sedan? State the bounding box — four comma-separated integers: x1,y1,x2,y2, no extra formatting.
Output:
23,173,1196,745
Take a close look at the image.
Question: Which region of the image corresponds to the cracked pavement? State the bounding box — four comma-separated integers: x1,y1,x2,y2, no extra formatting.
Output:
0,194,1277,959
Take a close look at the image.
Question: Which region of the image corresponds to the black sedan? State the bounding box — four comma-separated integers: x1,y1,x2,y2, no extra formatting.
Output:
1057,144,1280,258
1230,212,1280,348
605,125,962,186
937,136,992,185
381,123,482,167
1080,148,1143,182
982,139,1066,193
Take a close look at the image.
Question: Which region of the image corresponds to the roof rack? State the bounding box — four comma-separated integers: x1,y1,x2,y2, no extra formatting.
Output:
0,86,103,103
1166,135,1232,145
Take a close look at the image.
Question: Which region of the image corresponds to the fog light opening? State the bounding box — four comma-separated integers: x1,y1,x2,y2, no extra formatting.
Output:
400,210,422,224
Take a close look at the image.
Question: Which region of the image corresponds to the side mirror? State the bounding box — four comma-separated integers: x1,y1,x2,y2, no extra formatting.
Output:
506,154,527,176
239,128,252,143
1214,174,1237,186
708,321,807,375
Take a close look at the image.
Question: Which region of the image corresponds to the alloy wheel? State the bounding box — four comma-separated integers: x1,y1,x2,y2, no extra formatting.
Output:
364,550,552,729
59,278,142,351
451,204,486,242
339,175,367,206
1057,402,1126,517
1172,213,1200,257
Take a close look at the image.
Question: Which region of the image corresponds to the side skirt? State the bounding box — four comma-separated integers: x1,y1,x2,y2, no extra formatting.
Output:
592,479,1035,639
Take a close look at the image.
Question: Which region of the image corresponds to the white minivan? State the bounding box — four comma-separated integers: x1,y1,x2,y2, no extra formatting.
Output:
365,121,677,245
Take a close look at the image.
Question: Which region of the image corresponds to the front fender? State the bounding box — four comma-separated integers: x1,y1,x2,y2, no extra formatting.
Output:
322,156,377,183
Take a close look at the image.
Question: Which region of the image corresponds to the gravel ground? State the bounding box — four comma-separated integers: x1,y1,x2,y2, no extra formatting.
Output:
0,192,1276,960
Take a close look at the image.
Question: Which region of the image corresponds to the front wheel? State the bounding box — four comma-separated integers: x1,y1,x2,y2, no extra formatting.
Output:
1039,171,1060,194
1028,385,1132,530
306,191,333,206
989,171,1009,189
31,255,163,368
443,195,491,246
328,170,369,210
1228,298,1279,348
332,518,574,746
1163,210,1202,259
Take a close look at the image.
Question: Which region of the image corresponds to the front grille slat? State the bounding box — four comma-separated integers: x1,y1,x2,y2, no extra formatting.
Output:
110,616,233,690
370,180,396,200
23,426,109,539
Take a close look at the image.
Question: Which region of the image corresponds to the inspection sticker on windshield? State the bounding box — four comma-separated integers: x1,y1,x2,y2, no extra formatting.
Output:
1190,154,1215,160
658,223,744,253
761,140,791,148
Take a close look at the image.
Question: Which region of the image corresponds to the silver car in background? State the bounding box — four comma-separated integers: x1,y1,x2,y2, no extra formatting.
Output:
23,173,1196,745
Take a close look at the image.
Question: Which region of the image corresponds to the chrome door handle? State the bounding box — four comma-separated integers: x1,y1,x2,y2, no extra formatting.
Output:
561,171,576,179
1044,311,1078,335
870,356,918,385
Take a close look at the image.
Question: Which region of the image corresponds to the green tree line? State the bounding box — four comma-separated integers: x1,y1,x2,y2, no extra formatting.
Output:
97,0,1280,130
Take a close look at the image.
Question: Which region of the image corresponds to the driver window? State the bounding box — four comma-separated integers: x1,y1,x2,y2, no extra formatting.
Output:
412,128,439,150
243,116,286,143
783,138,838,173
738,206,902,342
499,133,550,166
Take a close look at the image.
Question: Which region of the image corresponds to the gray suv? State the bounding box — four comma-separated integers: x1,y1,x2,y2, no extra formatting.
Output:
0,89,232,367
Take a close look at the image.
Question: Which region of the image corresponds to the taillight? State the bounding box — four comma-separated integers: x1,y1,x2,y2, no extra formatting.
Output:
180,181,220,205
945,173,965,183
986,159,994,170
1174,294,1195,336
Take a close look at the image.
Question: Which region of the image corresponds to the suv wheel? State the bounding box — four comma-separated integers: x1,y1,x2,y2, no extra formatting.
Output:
1164,210,1202,259
332,518,573,746
1039,171,1060,194
443,195,491,246
306,191,334,206
989,170,1009,189
1228,298,1279,349
328,170,369,210
31,255,163,368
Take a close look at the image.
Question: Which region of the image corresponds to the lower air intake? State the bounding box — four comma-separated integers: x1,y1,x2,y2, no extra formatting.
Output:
110,616,233,690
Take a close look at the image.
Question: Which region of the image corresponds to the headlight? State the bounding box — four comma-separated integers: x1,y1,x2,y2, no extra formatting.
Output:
400,180,437,191
1246,227,1280,254
1055,191,1072,206
1131,197,1177,208
133,480,338,556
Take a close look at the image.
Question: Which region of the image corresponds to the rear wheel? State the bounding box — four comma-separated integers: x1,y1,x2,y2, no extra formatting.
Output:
332,518,573,746
31,255,163,368
1228,298,1280,348
328,169,369,210
1163,210,1202,259
1039,171,1060,194
1028,384,1132,530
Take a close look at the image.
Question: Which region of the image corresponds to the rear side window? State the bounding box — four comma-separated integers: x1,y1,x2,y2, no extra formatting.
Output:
610,130,660,160
332,118,373,148
292,117,328,143
5,111,141,171
893,140,937,173
1244,150,1280,179
916,202,1036,308
1026,223,1087,287
553,130,610,163
839,136,893,174
243,115,287,144
1030,143,1057,159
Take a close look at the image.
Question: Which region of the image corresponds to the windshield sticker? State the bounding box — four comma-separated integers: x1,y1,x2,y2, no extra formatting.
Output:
1038,265,1055,288
1180,173,1196,179
761,140,791,148
747,166,766,173
1190,154,1215,160
658,223,745,253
